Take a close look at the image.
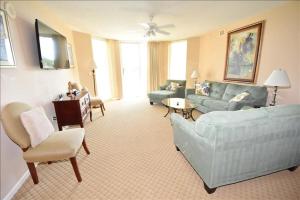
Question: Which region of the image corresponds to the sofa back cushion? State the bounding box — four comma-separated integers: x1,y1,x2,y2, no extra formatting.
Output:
222,83,268,106
207,81,227,99
166,80,186,88
194,105,300,141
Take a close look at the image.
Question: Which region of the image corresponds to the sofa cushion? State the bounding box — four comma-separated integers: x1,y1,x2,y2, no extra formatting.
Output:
229,92,250,102
202,99,229,111
195,82,210,96
187,94,213,105
222,84,267,106
208,82,227,99
194,108,269,137
222,84,249,101
265,104,300,118
148,90,176,99
166,80,186,87
166,82,181,91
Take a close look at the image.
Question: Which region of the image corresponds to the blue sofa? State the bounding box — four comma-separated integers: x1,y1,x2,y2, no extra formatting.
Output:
148,80,186,105
171,104,300,193
186,81,268,113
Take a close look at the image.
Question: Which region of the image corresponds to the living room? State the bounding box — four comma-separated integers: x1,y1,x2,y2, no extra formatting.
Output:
1,1,299,200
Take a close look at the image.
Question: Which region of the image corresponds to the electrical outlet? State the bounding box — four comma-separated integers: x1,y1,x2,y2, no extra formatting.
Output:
52,116,57,121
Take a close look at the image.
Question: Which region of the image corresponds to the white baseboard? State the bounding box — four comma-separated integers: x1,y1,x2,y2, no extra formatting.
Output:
2,170,30,200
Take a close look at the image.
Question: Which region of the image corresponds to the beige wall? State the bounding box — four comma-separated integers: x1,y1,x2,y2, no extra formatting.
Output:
186,37,200,88
72,31,95,96
197,1,300,104
0,1,79,199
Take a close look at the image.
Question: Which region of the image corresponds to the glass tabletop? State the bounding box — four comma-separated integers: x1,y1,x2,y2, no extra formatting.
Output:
161,98,197,109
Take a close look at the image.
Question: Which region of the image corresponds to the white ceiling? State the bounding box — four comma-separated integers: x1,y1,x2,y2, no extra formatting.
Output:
41,1,284,41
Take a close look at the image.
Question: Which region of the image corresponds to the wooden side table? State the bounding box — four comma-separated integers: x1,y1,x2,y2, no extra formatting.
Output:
53,92,92,131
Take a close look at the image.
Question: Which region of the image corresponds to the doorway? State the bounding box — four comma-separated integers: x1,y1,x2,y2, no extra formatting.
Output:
120,42,147,99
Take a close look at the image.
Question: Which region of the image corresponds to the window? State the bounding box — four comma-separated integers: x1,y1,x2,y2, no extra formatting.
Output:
92,38,111,100
168,40,187,80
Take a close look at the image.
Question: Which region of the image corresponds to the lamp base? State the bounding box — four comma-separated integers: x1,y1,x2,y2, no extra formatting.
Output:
269,86,278,106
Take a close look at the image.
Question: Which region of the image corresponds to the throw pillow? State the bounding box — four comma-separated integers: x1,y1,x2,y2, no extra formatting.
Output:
229,92,250,102
166,82,180,91
20,107,54,147
195,82,210,96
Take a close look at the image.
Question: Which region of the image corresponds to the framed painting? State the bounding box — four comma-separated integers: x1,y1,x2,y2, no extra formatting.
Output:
224,22,263,83
67,43,74,68
0,9,16,68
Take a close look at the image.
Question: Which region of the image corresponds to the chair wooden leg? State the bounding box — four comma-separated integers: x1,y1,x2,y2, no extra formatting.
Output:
102,103,106,111
82,138,90,155
27,162,39,184
70,157,82,182
100,105,104,116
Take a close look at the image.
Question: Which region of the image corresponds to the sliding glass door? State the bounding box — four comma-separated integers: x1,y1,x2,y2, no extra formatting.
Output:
120,42,147,98
92,38,111,100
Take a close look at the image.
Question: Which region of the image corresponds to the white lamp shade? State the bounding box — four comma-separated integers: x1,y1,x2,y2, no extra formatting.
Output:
191,70,199,79
264,69,291,88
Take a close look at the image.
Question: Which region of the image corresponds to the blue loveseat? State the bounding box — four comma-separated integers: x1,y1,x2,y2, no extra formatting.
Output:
148,80,186,105
186,81,268,113
171,104,300,193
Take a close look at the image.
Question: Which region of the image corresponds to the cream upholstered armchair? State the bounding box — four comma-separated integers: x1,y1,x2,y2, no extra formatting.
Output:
1,102,90,184
69,82,105,116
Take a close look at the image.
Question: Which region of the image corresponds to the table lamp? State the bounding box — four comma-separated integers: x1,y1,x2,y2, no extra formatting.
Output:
264,69,291,106
191,70,199,89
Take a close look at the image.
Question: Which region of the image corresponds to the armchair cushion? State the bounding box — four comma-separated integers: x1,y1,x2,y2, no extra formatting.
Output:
20,107,54,147
90,97,104,108
23,128,85,162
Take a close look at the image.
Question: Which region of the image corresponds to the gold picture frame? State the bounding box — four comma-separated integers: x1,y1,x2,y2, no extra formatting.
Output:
224,22,263,83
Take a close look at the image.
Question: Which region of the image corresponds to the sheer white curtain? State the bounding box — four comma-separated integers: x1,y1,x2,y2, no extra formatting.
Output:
107,39,123,100
91,38,112,100
168,40,187,80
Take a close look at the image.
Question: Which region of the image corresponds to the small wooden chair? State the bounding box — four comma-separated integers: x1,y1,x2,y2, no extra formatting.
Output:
1,102,90,184
69,82,105,116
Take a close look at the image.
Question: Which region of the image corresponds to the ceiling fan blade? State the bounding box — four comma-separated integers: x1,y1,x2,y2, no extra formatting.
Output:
155,29,170,35
139,23,150,29
156,24,175,29
127,30,144,33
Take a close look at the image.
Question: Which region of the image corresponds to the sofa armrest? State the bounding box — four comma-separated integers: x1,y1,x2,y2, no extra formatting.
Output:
170,113,194,131
185,88,195,97
228,101,246,111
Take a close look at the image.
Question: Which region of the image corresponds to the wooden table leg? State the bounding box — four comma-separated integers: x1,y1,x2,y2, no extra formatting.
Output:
190,108,196,121
164,106,170,117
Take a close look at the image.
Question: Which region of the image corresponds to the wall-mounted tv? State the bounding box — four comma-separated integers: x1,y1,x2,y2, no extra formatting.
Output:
35,19,70,69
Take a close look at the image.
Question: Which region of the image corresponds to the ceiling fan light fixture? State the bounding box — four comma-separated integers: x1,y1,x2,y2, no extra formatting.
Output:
139,15,175,38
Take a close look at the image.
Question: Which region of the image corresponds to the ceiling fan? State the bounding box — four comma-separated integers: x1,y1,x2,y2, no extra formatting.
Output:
139,15,175,37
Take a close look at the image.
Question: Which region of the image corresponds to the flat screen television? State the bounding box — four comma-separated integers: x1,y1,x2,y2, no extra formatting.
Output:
35,19,70,69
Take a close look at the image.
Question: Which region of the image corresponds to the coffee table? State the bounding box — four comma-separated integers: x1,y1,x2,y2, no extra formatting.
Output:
161,98,197,121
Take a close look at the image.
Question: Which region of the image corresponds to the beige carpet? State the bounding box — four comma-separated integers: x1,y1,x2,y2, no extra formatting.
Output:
13,99,300,200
